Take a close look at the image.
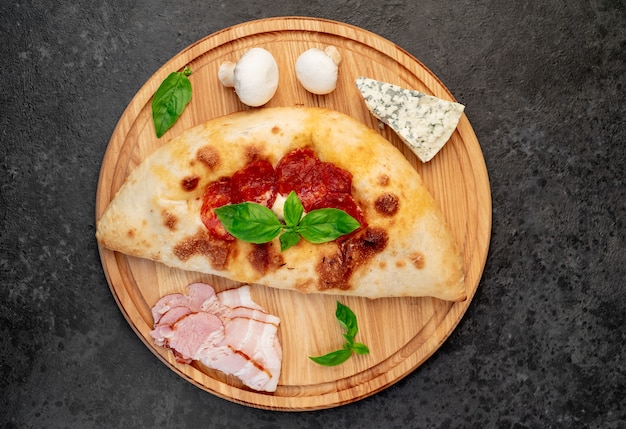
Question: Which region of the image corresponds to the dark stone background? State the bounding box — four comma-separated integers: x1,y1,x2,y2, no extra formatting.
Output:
1,1,624,428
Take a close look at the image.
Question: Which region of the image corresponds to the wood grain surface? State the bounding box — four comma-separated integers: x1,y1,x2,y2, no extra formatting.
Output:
95,17,491,411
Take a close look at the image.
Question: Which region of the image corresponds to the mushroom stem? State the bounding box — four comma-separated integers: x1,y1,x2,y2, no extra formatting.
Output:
217,61,236,87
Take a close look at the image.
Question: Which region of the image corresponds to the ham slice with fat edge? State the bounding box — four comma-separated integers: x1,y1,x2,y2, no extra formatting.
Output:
149,283,282,392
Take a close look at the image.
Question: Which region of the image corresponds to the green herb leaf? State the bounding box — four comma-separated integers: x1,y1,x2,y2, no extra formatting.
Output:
308,347,353,367
351,342,370,355
214,192,361,252
309,301,370,367
283,191,304,228
297,208,361,243
214,203,282,243
152,66,193,138
335,301,358,339
279,230,301,252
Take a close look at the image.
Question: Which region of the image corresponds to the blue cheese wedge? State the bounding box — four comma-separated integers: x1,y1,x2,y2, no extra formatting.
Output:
356,77,465,162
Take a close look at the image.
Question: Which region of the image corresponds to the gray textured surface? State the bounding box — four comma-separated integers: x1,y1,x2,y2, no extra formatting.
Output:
1,1,625,428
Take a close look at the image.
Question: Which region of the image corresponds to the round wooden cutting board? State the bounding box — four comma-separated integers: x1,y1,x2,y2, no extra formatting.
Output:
95,17,491,411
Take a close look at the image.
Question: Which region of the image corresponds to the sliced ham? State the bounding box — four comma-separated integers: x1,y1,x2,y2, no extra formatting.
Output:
219,314,282,392
201,346,274,391
149,282,282,392
225,306,280,326
151,293,187,325
156,305,192,327
151,282,218,324
216,285,265,312
150,306,192,346
166,312,225,362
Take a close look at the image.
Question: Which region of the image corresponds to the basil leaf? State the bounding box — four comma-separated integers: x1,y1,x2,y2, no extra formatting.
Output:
152,66,192,138
213,191,361,251
309,302,370,367
283,191,304,228
279,230,301,252
214,203,283,243
309,347,353,367
343,334,355,348
297,208,361,243
351,342,370,355
335,301,358,339
213,204,237,231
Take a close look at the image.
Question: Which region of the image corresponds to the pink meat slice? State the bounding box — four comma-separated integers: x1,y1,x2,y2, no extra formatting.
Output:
149,282,282,392
151,293,187,325
166,312,225,363
150,306,192,346
217,286,264,312
219,316,282,392
225,306,281,326
186,282,219,312
156,306,192,326
151,283,218,325
196,304,282,391
199,345,274,391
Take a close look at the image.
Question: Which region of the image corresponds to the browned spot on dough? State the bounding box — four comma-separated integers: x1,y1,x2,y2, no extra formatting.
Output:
316,253,344,288
173,230,232,271
181,175,200,192
316,227,388,291
396,260,406,268
271,126,281,134
162,210,178,231
410,252,425,269
374,193,399,217
197,146,220,170
244,145,264,164
378,174,390,186
127,228,135,238
247,242,285,275
295,279,313,293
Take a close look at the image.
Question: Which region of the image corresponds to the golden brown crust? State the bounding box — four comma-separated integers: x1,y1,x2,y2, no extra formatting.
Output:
96,107,466,301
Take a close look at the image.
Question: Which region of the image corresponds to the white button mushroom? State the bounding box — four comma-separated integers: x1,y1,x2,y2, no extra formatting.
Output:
295,46,341,95
218,48,279,107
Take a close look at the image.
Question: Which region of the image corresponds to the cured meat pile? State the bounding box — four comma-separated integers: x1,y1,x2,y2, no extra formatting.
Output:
149,282,282,392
